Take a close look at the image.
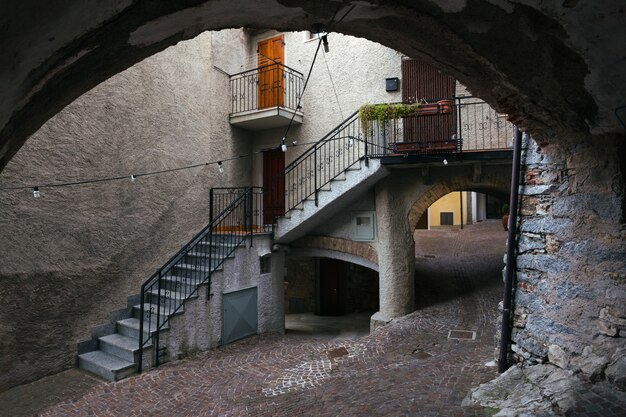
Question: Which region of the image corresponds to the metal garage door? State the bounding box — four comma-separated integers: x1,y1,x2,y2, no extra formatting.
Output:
222,287,258,344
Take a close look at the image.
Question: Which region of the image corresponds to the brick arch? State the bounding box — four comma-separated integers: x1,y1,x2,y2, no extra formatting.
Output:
407,178,510,230
290,236,378,265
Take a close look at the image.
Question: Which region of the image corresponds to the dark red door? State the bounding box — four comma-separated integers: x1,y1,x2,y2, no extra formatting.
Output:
263,148,285,224
319,258,346,316
401,59,456,150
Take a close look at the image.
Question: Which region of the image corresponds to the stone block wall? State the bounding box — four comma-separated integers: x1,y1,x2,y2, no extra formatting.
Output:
509,133,626,389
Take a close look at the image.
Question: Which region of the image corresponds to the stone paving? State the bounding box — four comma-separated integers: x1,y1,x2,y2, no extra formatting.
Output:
4,220,623,416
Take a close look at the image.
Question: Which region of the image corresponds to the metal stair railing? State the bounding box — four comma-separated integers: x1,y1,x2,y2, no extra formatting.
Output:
266,109,389,224
137,187,257,373
266,97,513,224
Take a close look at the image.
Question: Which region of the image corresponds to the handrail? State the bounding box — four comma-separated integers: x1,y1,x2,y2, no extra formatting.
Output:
230,63,304,116
137,187,256,373
265,97,512,225
229,62,303,78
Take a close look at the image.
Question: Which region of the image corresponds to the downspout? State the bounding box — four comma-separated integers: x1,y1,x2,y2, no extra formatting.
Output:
498,127,523,373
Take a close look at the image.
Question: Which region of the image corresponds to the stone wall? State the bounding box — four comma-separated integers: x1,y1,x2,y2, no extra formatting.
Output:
0,30,251,391
509,134,626,389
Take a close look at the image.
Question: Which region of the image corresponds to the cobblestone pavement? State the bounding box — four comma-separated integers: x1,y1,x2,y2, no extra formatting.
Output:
2,221,514,416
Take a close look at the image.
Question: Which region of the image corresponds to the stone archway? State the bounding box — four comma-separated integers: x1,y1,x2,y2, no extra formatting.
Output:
2,1,624,172
407,181,511,231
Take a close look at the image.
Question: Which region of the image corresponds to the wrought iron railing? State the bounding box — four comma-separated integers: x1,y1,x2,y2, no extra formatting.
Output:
230,63,303,115
210,187,269,232
277,110,377,215
380,96,513,154
455,96,514,151
137,187,257,372
264,97,513,224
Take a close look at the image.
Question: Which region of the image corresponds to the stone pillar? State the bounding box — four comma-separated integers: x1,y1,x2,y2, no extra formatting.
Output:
269,247,286,333
509,134,626,387
371,182,415,331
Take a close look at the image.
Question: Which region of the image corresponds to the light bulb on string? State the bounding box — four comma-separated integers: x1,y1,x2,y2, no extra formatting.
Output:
33,187,41,198
281,137,287,153
218,161,224,173
443,159,448,165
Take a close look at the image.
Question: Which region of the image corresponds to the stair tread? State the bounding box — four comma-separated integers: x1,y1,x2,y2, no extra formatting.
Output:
100,333,148,351
163,274,212,283
79,350,135,371
118,317,166,332
147,288,196,300
174,263,212,271
134,302,181,313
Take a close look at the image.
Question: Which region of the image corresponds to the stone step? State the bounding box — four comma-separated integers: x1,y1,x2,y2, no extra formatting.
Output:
171,263,212,274
133,302,182,321
78,350,135,382
158,275,205,293
146,288,197,306
99,333,150,363
117,317,167,339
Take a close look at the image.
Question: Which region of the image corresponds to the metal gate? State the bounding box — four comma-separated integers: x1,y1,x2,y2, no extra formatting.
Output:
222,287,258,344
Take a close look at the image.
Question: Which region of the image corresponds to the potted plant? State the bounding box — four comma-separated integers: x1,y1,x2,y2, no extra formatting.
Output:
501,203,510,231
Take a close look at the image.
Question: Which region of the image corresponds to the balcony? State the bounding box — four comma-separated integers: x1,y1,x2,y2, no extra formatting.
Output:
363,97,514,158
229,63,304,131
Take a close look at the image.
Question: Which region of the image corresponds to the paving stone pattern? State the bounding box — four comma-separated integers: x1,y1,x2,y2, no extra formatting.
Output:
5,221,622,416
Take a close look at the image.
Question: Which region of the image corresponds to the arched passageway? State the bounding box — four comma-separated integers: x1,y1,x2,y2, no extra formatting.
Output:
2,1,624,172
1,0,625,406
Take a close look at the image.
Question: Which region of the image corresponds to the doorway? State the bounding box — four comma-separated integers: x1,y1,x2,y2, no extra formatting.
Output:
401,59,456,148
318,258,346,316
257,35,284,109
262,147,285,224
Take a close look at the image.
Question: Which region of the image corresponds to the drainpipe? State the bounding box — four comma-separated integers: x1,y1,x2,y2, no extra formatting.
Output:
498,127,523,373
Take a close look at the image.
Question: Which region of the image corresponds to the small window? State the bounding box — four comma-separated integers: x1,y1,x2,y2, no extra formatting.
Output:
260,256,271,274
352,211,376,241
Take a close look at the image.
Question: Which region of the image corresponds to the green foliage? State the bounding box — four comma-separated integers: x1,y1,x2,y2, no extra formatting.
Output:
501,204,510,214
358,103,421,134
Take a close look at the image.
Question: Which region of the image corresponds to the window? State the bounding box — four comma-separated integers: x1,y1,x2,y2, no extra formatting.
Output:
352,211,376,241
260,256,271,274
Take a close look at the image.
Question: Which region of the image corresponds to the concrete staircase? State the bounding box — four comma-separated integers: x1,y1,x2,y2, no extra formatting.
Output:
274,158,389,243
77,237,241,381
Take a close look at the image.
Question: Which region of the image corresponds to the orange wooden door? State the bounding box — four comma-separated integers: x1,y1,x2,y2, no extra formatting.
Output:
257,35,284,109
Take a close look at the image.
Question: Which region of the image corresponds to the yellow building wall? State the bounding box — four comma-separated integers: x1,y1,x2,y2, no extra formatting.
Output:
429,191,470,227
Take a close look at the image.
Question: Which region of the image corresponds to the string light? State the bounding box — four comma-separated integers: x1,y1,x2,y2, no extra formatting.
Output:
218,161,224,173
443,159,448,165
281,138,288,153
1,132,455,196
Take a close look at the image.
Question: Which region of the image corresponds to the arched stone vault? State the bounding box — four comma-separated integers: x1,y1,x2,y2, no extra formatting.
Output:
1,0,625,172
407,180,510,230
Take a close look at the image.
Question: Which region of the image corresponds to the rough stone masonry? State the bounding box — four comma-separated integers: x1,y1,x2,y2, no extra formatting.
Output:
507,133,626,390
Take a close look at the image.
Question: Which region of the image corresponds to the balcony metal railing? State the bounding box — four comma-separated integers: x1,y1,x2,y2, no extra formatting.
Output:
365,97,514,155
230,63,304,115
263,97,514,224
